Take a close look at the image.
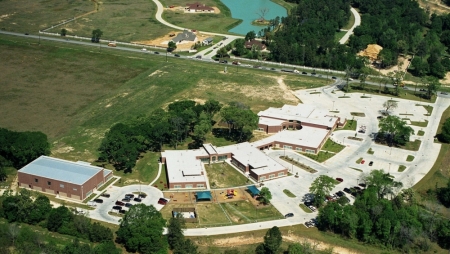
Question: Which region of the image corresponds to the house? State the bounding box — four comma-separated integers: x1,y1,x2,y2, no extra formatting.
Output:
202,37,213,45
17,156,113,200
245,39,266,50
186,2,215,13
171,30,197,44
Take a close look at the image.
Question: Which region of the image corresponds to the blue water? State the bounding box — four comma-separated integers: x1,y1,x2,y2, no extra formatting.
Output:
220,0,287,35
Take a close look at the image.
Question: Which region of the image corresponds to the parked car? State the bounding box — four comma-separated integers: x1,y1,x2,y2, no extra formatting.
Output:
195,55,202,59
377,116,384,119
336,191,345,197
343,188,351,194
359,183,367,188
302,72,307,75
122,198,131,202
220,60,228,64
138,194,147,199
112,205,122,210
101,193,110,198
336,177,343,182
115,201,125,206
119,209,127,214
361,160,365,164
25,33,29,35
232,61,240,65
369,161,374,166
441,92,449,95
270,67,276,71
141,48,147,51
125,203,133,208
311,72,316,75
134,198,142,202
94,198,104,203
125,194,135,199
304,201,313,207
419,88,426,92
332,76,337,79
154,51,160,54
354,186,362,191
285,213,294,218
158,198,168,205
174,54,180,57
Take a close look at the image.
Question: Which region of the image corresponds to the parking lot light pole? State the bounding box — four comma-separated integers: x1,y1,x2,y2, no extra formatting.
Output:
332,101,335,110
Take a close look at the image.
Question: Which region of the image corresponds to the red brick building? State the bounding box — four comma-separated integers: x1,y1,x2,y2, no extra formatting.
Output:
18,156,113,200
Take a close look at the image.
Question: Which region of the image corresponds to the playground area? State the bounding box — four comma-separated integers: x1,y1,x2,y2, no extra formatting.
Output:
163,186,258,204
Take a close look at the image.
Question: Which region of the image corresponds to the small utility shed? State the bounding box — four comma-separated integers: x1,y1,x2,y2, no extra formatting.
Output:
196,191,212,201
248,185,260,197
18,156,113,200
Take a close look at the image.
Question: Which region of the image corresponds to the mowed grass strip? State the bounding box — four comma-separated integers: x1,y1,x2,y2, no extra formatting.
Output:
283,189,296,198
322,139,345,153
205,163,250,188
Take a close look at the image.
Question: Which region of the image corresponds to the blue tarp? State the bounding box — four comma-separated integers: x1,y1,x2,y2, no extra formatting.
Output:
248,185,260,196
196,191,212,201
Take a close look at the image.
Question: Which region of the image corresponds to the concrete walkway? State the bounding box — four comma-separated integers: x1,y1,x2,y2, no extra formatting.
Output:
339,8,361,44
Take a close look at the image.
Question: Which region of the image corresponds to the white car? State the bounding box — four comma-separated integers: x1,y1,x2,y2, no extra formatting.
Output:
141,48,147,51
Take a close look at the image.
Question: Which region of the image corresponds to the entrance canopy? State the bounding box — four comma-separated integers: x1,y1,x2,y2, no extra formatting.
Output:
196,191,212,201
248,185,260,196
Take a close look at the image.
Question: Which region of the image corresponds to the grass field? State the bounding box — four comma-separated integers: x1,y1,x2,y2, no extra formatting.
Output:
0,34,326,167
283,77,333,90
0,167,16,189
347,84,436,103
283,189,296,198
336,119,357,131
302,151,336,162
334,30,347,42
46,0,173,42
161,0,241,35
205,163,250,188
0,0,93,33
222,201,284,223
321,139,345,153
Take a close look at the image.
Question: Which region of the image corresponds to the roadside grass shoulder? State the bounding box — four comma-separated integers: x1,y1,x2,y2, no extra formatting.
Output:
283,189,296,198
346,85,436,103
299,204,312,213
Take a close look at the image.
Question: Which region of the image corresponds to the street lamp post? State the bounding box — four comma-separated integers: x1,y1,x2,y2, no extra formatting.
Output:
332,101,335,111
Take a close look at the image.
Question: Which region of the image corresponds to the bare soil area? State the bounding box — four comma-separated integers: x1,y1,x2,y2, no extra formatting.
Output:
418,0,450,14
370,56,410,76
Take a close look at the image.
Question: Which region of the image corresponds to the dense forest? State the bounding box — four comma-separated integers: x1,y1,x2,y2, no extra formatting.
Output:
265,0,450,79
98,100,258,172
317,170,450,252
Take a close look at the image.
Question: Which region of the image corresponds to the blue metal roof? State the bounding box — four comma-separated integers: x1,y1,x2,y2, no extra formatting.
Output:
196,191,212,201
248,185,260,195
19,156,104,185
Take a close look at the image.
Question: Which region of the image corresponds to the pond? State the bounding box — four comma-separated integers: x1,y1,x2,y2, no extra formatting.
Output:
220,0,287,35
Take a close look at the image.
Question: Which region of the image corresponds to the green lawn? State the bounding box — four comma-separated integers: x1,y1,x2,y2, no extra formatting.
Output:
417,104,433,115
299,204,313,213
111,152,160,186
346,84,436,103
367,148,374,154
280,156,318,173
401,139,422,151
336,119,357,131
283,189,296,198
0,167,16,189
322,139,345,153
205,163,250,188
410,120,428,127
334,31,347,42
342,9,356,30
355,157,363,164
302,151,336,162
197,203,232,226
161,0,241,35
398,165,406,172
418,130,425,136
282,76,333,90
46,0,173,42
222,201,284,223
406,155,415,162
350,112,365,117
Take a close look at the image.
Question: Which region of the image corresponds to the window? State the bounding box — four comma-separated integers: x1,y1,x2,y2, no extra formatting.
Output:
296,147,302,151
47,181,51,186
60,184,64,188
218,155,227,161
200,157,210,163
260,176,266,181
197,184,204,188
278,172,284,176
288,120,293,122
86,190,92,197
185,184,193,188
73,188,77,191
297,121,301,123
34,178,38,183
269,174,275,179
305,149,315,154
283,145,292,149
258,127,264,131
174,185,182,189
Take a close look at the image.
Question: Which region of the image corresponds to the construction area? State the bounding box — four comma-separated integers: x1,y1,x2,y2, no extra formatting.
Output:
132,30,212,51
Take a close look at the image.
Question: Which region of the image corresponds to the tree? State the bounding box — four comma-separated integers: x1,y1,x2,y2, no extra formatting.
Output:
174,239,199,254
439,118,450,143
220,103,258,142
167,213,185,251
382,100,398,115
93,241,121,254
309,175,337,207
91,29,103,43
256,7,270,21
378,115,414,146
47,206,73,233
245,31,256,41
363,169,403,199
359,66,370,90
203,99,222,118
217,47,228,59
437,179,450,207
288,242,317,254
233,39,246,56
61,28,67,36
168,41,177,51
258,187,272,205
27,195,51,224
425,76,441,99
89,222,113,243
262,226,282,254
116,204,167,254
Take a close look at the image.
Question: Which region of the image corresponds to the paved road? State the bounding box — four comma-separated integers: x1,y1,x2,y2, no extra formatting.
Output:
339,8,361,44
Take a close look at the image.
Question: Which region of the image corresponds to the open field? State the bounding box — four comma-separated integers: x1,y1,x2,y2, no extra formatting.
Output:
161,0,241,35
0,0,93,33
205,163,250,188
46,0,173,42
0,34,312,162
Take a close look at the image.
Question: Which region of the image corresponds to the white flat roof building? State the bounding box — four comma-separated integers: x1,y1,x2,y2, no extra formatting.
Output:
161,149,208,185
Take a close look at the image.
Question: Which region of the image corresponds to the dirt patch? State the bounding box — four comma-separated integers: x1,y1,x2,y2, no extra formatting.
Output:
277,76,300,102
148,70,168,77
208,235,358,254
133,31,212,51
440,72,450,86
370,56,410,76
418,0,450,14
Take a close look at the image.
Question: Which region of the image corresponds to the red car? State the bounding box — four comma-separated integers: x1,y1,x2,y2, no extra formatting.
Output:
336,178,343,182
361,160,365,164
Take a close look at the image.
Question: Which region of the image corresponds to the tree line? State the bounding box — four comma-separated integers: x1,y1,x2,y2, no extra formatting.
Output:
0,189,119,253
317,169,450,252
98,100,258,172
